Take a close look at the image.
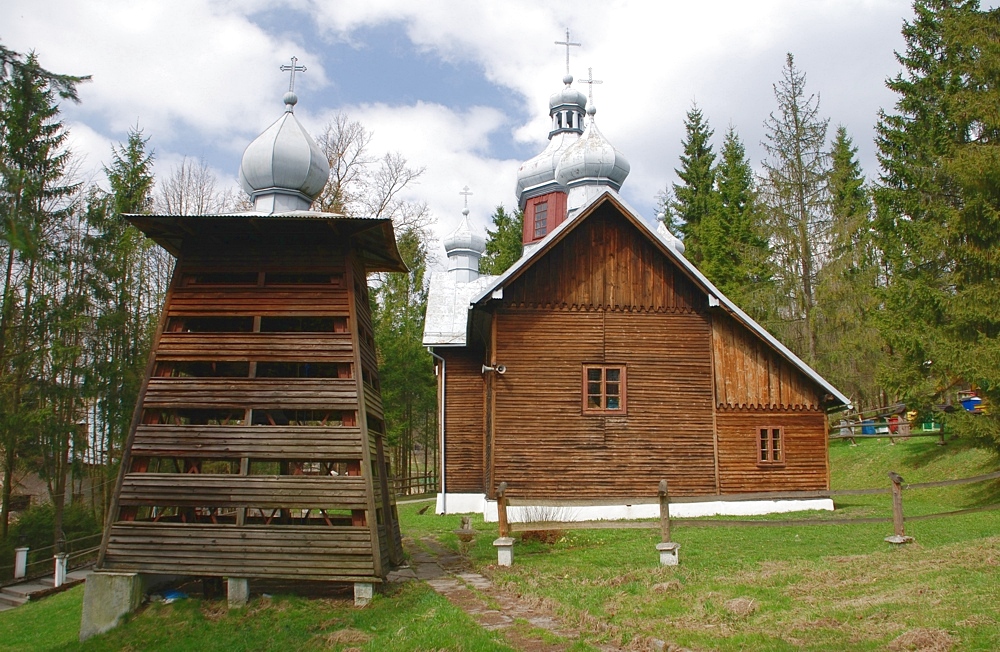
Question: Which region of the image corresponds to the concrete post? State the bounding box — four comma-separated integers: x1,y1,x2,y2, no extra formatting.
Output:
13,547,28,579
79,572,145,641
354,582,374,606
227,577,249,608
54,553,68,587
493,537,515,567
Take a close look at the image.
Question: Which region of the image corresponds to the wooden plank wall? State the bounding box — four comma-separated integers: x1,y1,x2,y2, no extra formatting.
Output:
100,245,399,581
715,409,830,492
501,205,706,313
440,349,485,492
711,311,822,410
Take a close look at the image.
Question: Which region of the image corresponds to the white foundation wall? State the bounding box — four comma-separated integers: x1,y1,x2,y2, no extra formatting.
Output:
436,493,834,521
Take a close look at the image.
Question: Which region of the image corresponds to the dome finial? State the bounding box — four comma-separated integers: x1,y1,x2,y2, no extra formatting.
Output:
460,185,473,216
279,56,307,113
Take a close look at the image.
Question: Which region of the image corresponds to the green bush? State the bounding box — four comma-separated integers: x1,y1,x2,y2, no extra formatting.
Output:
0,503,101,573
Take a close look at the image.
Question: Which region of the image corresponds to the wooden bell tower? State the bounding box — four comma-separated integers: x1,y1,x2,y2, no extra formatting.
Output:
95,212,407,598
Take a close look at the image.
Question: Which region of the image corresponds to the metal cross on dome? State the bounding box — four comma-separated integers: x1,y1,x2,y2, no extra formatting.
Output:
280,56,307,92
581,67,603,103
554,28,581,76
459,185,473,210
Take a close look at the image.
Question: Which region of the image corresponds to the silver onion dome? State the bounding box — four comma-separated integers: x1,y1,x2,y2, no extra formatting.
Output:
238,92,330,213
443,208,487,254
554,104,630,191
515,74,587,208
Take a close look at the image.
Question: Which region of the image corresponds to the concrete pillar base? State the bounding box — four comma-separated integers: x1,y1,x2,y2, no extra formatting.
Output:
656,542,680,566
227,577,249,608
884,534,915,545
13,547,28,579
79,571,144,642
54,553,68,587
354,582,374,606
493,537,515,567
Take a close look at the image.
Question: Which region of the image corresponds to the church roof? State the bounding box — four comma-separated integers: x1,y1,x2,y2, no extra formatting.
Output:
428,190,848,407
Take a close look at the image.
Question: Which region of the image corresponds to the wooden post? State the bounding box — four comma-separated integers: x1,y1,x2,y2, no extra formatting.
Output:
496,481,509,538
658,479,671,543
885,471,914,544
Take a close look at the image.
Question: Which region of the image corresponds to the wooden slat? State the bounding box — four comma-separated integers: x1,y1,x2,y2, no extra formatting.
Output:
131,425,363,458
118,474,369,509
143,377,357,409
102,522,377,580
156,332,354,362
167,287,350,317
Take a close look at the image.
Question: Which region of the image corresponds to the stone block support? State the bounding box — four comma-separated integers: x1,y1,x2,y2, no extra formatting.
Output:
79,571,145,642
656,542,680,566
13,547,28,579
494,537,515,567
354,582,374,606
227,577,249,608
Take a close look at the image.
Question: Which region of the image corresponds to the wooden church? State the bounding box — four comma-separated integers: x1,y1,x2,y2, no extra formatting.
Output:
424,69,849,520
93,81,404,604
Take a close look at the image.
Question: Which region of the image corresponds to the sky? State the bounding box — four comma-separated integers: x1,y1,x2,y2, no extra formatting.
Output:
5,0,918,267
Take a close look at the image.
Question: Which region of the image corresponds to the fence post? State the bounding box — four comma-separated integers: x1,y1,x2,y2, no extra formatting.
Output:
14,546,28,579
885,471,914,544
493,481,514,567
656,479,680,566
54,553,68,587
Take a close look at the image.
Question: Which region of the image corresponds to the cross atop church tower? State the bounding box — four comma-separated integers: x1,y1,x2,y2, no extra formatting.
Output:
581,67,603,104
554,29,581,78
280,56,307,92
460,185,473,210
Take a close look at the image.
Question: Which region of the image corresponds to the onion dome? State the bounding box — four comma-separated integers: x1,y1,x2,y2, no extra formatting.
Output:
444,207,486,282
554,103,630,192
238,91,330,213
515,74,587,208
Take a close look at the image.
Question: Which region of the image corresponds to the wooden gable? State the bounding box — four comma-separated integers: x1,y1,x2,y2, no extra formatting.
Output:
498,201,706,313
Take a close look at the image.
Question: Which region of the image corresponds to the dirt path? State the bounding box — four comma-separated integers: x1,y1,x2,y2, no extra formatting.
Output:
401,537,629,652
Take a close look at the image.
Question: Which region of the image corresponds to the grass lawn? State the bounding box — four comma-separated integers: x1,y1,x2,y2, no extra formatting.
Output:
1,435,997,651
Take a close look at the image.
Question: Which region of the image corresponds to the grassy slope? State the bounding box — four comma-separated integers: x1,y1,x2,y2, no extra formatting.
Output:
1,436,997,651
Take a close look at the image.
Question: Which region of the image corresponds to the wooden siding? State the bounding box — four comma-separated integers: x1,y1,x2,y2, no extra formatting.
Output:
501,204,706,312
118,474,369,509
143,377,358,410
131,425,363,458
157,332,353,362
715,409,829,492
102,523,376,581
490,309,717,499
167,287,350,317
441,349,485,492
711,311,824,410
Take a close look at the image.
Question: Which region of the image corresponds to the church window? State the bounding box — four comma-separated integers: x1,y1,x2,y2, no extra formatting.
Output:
583,364,626,414
757,426,784,465
533,202,548,239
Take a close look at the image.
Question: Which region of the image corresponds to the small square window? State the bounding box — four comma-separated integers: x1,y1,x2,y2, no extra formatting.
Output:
583,365,626,414
758,426,784,466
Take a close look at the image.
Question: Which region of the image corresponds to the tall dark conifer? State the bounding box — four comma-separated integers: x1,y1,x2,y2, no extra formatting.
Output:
876,1,1000,448
480,205,523,275
668,104,717,264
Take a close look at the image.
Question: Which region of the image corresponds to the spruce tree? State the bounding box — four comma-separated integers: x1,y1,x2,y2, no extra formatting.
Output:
480,205,523,275
0,52,84,537
875,1,1000,447
701,127,772,322
669,104,717,264
816,126,882,409
761,53,831,364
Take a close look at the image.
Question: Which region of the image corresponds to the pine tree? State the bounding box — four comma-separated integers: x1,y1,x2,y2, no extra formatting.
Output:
875,1,1000,447
0,51,84,537
701,127,772,322
84,127,157,515
669,104,718,264
761,53,831,364
816,126,883,409
480,205,523,275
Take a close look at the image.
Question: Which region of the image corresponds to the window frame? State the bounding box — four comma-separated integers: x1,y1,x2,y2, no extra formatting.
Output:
533,201,549,239
582,364,627,415
757,426,785,467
